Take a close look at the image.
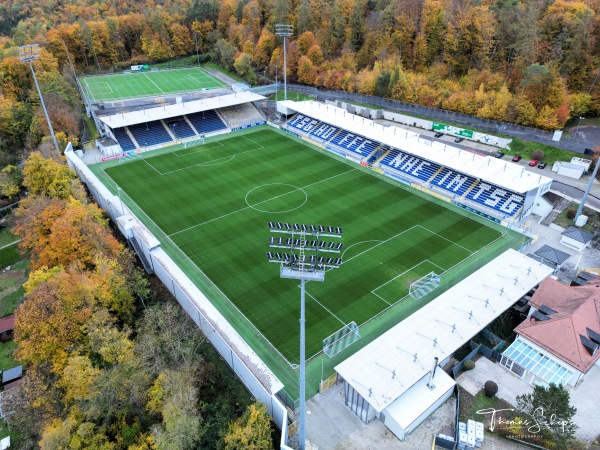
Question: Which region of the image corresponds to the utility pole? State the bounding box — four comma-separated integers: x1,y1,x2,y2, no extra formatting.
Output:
19,44,60,152
275,24,293,101
575,147,600,223
194,33,199,66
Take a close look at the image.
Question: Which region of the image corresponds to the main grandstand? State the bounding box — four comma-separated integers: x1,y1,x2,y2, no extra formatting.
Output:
279,100,552,223
69,68,551,448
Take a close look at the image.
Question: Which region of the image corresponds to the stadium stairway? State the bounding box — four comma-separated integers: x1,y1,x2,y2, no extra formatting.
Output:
373,148,391,166
125,128,140,149
427,166,444,183
462,179,481,198
162,120,177,140
184,116,200,136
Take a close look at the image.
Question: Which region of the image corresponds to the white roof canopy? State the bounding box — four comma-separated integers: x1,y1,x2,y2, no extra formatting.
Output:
335,249,553,413
99,92,265,129
280,101,552,194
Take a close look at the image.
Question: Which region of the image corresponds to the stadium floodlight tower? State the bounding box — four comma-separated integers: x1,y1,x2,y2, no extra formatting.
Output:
266,222,343,450
19,44,60,152
275,24,293,101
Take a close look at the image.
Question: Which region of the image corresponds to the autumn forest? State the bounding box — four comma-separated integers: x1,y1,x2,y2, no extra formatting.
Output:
1,0,600,158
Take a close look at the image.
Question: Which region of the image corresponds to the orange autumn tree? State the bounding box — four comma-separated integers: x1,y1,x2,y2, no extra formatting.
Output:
14,268,96,372
14,196,122,270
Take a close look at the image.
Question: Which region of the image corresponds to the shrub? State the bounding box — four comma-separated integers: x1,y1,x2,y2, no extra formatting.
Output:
464,360,475,370
532,150,545,160
484,380,498,397
566,208,576,220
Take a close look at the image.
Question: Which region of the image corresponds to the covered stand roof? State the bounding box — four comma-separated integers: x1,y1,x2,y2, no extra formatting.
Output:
517,278,600,373
562,226,594,244
280,100,552,194
99,92,265,128
335,249,553,413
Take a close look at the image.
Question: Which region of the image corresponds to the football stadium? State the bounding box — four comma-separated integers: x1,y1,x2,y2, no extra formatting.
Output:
67,66,554,446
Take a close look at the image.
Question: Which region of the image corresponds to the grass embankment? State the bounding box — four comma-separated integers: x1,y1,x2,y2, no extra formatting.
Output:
504,138,576,163
554,203,600,234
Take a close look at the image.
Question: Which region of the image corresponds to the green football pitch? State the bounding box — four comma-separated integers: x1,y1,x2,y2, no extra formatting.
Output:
79,67,228,102
93,127,524,396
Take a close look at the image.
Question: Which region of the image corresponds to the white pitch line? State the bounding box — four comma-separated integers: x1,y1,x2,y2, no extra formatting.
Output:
141,157,163,175
342,225,419,263
371,290,392,306
144,73,165,94
417,224,474,254
169,168,356,237
303,289,346,326
160,145,263,175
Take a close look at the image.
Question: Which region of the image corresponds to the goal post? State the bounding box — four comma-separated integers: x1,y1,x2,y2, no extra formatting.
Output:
323,321,360,358
409,271,441,300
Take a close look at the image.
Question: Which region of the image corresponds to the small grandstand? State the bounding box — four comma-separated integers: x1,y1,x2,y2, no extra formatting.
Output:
280,100,553,223
94,92,266,155
77,67,267,158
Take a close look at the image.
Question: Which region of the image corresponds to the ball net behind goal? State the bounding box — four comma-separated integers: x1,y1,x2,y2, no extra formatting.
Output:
322,321,360,358
409,271,441,300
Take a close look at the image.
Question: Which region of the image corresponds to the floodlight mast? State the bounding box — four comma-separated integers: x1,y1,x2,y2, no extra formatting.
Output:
19,44,60,152
275,24,293,101
267,222,343,450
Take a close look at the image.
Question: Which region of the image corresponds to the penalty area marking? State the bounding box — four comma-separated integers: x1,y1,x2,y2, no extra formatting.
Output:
86,81,114,95
370,259,446,306
174,141,224,157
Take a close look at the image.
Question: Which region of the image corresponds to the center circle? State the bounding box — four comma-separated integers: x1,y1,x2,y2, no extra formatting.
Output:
245,183,308,213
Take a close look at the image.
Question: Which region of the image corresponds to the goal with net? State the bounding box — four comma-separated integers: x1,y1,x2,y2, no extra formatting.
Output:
409,271,441,300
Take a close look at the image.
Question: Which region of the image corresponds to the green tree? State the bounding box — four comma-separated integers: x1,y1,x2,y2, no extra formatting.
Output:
214,38,236,70
234,53,256,84
149,369,203,450
223,403,272,450
0,164,22,198
516,383,577,448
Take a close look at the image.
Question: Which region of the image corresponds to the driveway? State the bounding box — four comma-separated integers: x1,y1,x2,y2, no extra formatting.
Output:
569,364,600,441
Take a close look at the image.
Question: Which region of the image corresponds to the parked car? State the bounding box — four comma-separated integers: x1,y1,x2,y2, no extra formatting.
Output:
528,159,539,166
454,137,464,143
512,155,522,162
434,132,444,138
538,162,547,169
494,151,505,159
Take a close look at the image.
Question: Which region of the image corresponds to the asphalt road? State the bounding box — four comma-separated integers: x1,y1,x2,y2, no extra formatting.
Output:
551,180,600,210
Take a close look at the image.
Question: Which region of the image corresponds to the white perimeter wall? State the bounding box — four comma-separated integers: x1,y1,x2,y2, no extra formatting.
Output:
64,144,293,450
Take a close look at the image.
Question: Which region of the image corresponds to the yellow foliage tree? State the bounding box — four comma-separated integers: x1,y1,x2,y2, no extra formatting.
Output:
22,152,76,199
223,403,272,450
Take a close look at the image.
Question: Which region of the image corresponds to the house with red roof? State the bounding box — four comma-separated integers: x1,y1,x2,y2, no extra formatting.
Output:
499,277,600,387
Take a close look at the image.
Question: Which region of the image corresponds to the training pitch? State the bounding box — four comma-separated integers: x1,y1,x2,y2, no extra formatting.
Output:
93,127,523,393
80,67,228,102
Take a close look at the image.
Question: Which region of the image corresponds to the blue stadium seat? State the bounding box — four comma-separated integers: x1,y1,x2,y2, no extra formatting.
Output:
330,130,377,156
128,121,173,147
113,127,136,151
430,167,476,196
310,123,339,141
166,117,196,139
367,146,387,164
466,182,524,216
380,149,440,183
287,114,320,133
186,110,227,135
